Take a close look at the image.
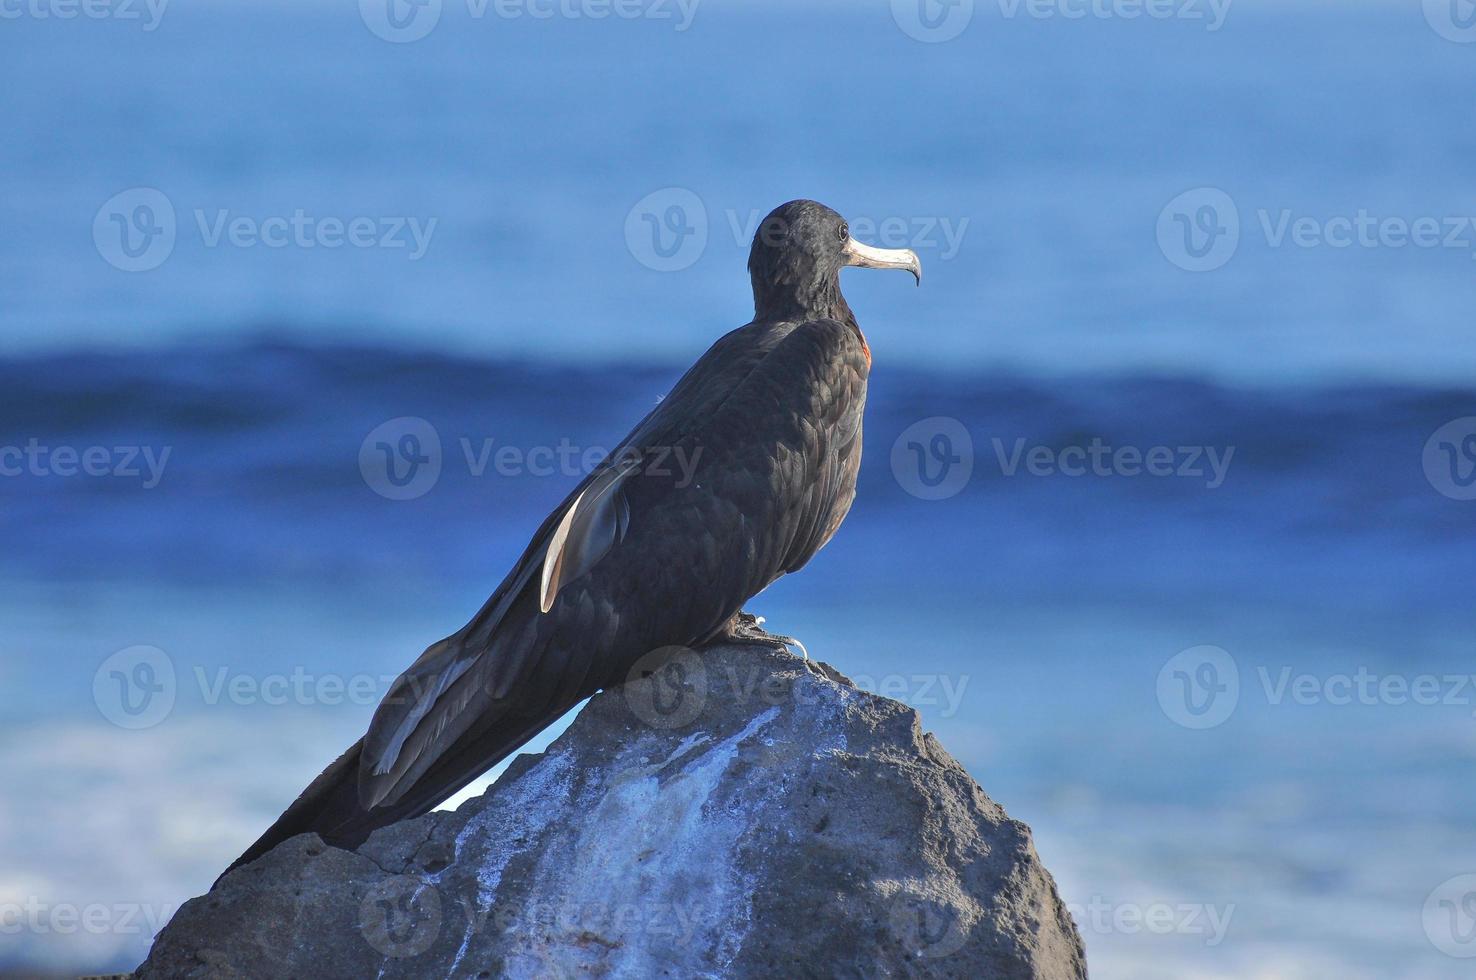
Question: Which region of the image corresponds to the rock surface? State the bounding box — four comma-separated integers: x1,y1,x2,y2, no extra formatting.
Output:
137,642,1087,979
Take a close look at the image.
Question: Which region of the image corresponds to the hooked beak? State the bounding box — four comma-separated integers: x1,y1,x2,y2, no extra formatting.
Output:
843,238,922,285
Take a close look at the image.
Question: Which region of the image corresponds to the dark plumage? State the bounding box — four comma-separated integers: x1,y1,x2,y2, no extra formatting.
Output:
224,199,921,877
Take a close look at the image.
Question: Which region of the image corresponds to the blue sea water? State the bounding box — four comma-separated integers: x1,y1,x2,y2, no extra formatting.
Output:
1,0,1474,976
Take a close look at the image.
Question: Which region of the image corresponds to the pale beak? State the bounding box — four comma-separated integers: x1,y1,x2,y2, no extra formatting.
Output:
843,238,922,285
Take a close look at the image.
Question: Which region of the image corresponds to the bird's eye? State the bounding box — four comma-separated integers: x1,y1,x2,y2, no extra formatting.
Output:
837,224,849,242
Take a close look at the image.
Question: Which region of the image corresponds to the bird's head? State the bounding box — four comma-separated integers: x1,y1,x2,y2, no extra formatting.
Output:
747,200,921,321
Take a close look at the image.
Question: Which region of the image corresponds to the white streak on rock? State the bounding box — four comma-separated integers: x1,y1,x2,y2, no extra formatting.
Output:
510,708,780,979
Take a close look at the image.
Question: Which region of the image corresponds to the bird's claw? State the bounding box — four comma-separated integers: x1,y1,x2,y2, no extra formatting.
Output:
727,612,809,660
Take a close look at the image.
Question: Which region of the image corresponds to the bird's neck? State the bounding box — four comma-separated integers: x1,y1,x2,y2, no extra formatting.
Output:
752,280,857,327
754,290,869,364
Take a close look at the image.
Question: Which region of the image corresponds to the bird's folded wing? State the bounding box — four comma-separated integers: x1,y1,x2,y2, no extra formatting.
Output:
353,320,836,813
358,456,638,810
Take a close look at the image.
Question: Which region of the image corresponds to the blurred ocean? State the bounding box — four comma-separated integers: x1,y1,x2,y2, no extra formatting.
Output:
1,0,1474,976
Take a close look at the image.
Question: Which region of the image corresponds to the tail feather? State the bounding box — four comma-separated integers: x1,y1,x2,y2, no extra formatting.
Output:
219,739,367,881
217,700,581,885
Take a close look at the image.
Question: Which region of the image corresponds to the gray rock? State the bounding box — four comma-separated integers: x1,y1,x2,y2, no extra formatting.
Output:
137,642,1087,979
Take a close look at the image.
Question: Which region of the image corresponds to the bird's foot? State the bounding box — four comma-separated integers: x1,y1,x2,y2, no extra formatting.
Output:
725,611,809,660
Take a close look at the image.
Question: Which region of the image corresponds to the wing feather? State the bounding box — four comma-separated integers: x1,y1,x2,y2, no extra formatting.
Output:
538,452,639,613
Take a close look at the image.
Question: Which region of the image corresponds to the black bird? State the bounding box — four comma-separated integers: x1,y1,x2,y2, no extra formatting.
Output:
225,199,921,876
